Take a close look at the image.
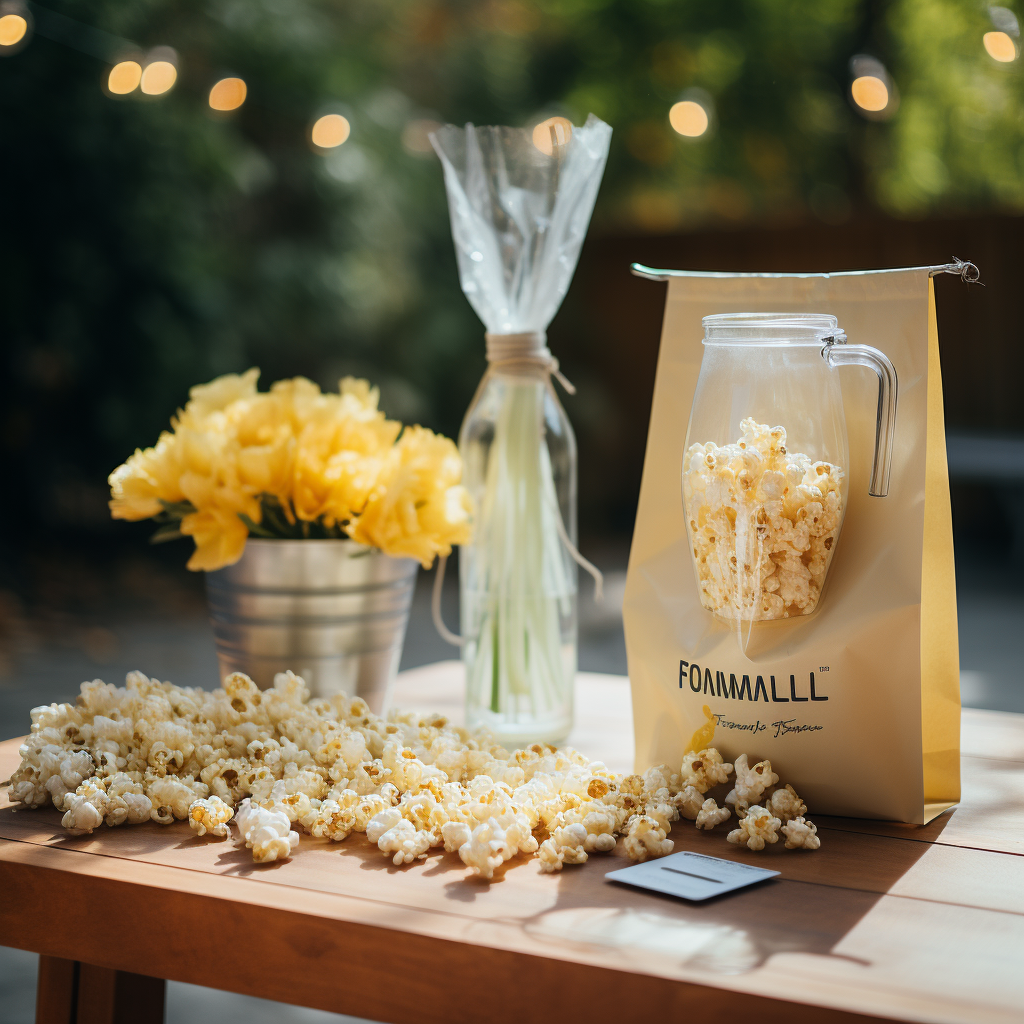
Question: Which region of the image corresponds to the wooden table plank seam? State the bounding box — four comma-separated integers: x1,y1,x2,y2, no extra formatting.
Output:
959,753,1024,765
779,874,1024,917
816,823,1024,859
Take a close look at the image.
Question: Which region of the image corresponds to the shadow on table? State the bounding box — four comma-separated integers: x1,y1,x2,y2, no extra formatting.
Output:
511,811,953,976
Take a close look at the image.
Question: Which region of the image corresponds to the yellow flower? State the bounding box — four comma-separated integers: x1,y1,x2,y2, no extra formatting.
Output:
348,426,473,567
224,394,296,504
338,376,382,412
109,369,472,571
269,375,329,432
174,424,262,570
175,368,260,430
291,384,401,524
180,506,250,571
108,432,185,520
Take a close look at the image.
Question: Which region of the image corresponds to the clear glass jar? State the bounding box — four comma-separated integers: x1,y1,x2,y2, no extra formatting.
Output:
683,312,897,627
459,363,577,746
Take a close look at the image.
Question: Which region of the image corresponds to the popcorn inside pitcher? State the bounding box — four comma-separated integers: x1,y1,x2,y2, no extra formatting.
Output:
683,418,844,620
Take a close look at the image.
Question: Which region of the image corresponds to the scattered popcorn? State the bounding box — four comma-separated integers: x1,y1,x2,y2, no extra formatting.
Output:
727,805,781,852
188,795,234,838
103,773,152,827
12,669,822,872
48,750,95,807
681,748,733,793
236,799,300,863
454,818,519,879
782,816,821,850
308,798,356,841
767,784,807,824
441,820,473,854
675,785,706,820
376,818,433,866
726,754,779,816
581,809,619,852
537,823,590,873
623,815,673,862
148,773,208,824
683,418,845,620
695,798,730,831
60,778,108,835
366,807,403,845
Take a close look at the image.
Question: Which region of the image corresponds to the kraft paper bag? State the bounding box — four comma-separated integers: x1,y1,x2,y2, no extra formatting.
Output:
623,267,960,824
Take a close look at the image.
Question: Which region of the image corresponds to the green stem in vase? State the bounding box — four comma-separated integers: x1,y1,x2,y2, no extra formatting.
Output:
470,376,573,730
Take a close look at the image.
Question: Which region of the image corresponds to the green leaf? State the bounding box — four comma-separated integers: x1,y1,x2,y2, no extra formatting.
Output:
149,523,184,544
258,496,301,538
157,500,197,518
237,513,276,538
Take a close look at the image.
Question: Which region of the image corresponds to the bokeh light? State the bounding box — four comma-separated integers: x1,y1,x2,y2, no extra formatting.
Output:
141,60,177,95
851,75,889,112
108,61,142,95
669,100,709,137
209,77,246,112
311,113,351,149
532,116,573,155
983,31,1017,62
0,13,27,47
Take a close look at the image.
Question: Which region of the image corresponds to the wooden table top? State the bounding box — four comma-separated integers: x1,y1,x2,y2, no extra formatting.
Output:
2,661,1023,1024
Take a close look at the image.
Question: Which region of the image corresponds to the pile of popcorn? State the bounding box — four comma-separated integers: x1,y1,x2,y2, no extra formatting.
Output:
108,370,472,571
10,673,819,873
683,417,845,620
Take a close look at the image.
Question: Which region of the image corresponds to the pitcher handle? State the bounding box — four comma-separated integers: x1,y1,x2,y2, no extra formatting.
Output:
821,336,898,497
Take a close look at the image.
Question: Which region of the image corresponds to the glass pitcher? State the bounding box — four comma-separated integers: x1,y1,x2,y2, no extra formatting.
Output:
682,312,897,624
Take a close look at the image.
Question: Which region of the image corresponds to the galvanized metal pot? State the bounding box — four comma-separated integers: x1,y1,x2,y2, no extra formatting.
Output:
205,539,418,712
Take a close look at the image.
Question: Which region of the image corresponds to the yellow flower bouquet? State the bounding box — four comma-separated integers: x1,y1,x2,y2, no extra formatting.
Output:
108,369,472,571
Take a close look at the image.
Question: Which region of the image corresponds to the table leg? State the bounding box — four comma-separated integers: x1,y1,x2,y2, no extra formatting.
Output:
34,957,165,1024
76,963,165,1024
35,956,76,1024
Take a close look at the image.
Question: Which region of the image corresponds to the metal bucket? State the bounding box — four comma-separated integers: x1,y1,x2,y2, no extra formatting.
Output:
205,539,418,712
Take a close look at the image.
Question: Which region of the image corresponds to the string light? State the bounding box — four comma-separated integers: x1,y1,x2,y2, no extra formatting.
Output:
107,60,142,95
669,100,709,137
311,113,350,148
532,116,573,155
850,76,889,112
848,56,896,119
0,12,27,48
209,77,246,111
141,60,177,95
983,30,1017,61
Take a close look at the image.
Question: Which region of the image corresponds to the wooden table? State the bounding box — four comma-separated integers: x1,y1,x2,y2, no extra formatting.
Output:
2,661,1023,1024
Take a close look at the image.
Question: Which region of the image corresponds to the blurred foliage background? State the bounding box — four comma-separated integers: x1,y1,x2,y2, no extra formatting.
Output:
1,0,1022,554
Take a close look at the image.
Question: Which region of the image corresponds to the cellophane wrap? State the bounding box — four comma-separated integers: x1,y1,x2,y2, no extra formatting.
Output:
431,116,611,743
431,115,611,333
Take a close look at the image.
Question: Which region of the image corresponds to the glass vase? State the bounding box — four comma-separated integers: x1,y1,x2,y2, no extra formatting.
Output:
459,363,577,746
